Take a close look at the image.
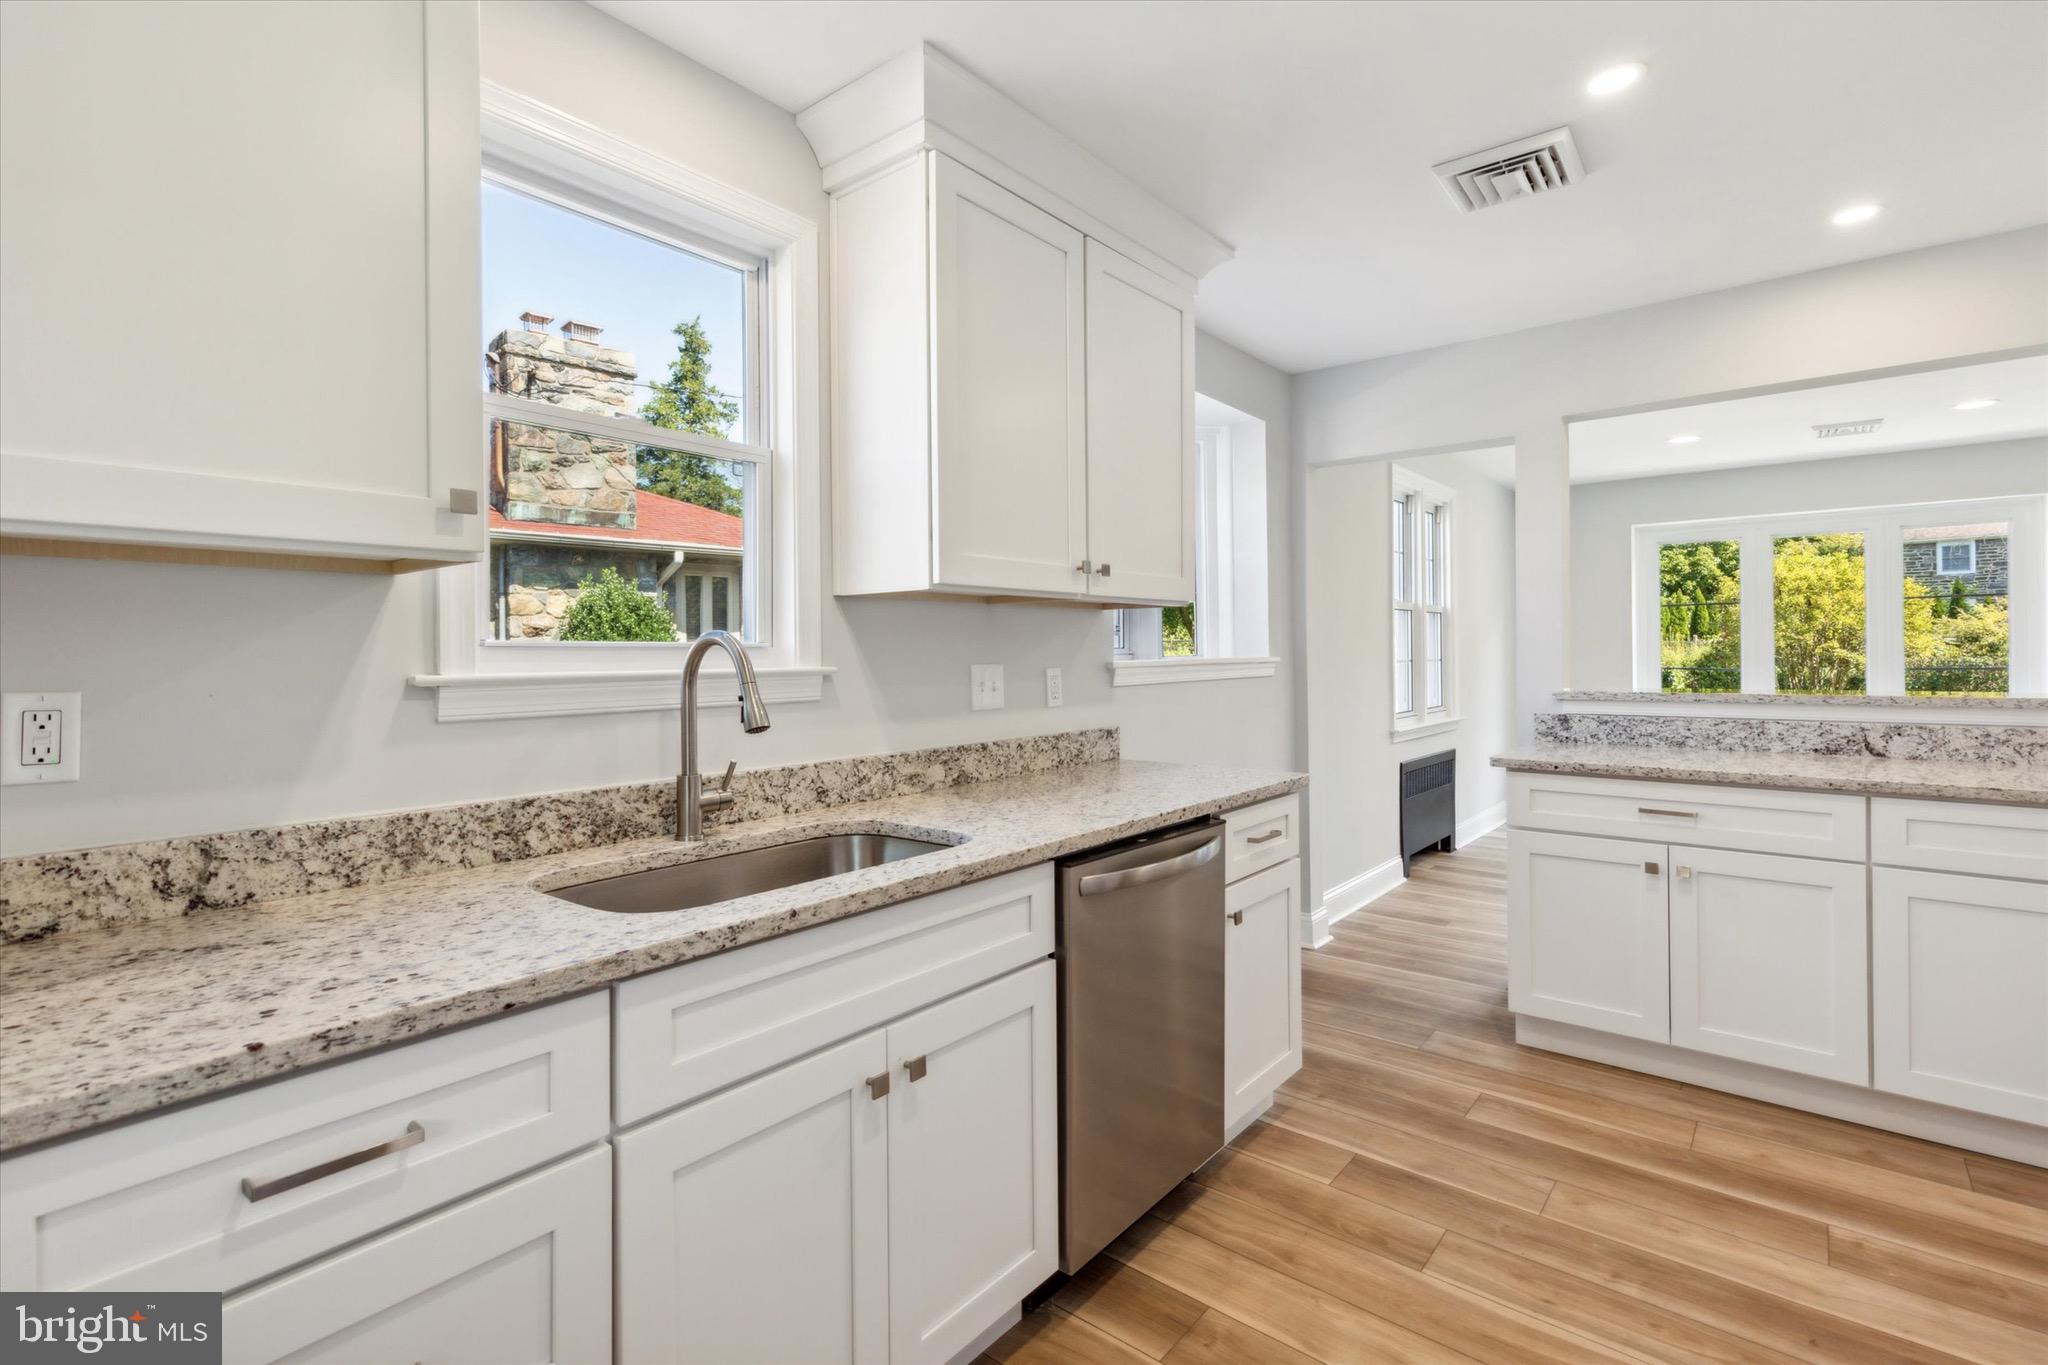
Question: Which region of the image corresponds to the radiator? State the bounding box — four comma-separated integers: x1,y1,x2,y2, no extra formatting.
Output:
1399,750,1456,876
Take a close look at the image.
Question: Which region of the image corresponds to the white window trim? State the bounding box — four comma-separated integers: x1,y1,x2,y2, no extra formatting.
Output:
1934,539,1977,575
1630,494,2045,698
1111,656,1279,686
1391,466,1457,736
412,83,828,721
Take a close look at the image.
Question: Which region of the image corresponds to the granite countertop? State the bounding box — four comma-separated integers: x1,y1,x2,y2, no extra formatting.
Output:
0,759,1303,1153
1493,744,2048,805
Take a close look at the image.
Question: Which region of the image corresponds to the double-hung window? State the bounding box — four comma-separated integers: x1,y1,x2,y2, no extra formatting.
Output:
1391,466,1454,730
417,88,823,721
1635,495,2045,697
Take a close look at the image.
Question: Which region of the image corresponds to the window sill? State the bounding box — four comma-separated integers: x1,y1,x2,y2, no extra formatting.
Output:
409,665,833,723
1111,656,1280,687
1391,715,1461,740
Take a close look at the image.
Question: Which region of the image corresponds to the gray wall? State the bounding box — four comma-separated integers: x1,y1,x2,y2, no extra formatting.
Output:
0,1,1298,856
1569,438,2048,690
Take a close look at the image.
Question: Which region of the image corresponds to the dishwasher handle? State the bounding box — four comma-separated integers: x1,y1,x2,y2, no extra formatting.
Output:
1076,836,1221,896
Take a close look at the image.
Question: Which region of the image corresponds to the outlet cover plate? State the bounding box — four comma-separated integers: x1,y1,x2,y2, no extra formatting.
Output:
1045,667,1063,707
970,664,1005,711
3,692,81,785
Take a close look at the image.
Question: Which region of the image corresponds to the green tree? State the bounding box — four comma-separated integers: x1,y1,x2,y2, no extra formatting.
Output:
1657,540,1740,690
1946,577,1969,619
1906,577,2008,694
1161,604,1195,657
1772,535,1866,694
559,566,678,642
637,316,743,516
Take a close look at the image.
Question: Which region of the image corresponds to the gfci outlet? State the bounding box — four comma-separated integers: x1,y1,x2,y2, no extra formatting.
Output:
3,692,82,785
970,664,1005,711
1045,667,1064,708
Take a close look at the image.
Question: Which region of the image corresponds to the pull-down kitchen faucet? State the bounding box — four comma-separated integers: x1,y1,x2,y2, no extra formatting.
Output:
677,630,770,841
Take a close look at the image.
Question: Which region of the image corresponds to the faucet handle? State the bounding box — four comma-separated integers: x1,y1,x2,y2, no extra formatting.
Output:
717,759,737,792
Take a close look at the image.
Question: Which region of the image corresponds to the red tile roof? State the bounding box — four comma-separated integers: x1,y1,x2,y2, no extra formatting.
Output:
490,488,743,550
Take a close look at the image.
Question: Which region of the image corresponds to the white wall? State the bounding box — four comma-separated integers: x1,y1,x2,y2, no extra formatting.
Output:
1304,450,1514,922
0,1,1297,857
1294,226,2048,745
1570,437,2048,690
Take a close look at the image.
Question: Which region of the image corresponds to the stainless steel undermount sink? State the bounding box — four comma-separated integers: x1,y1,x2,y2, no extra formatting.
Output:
546,833,951,913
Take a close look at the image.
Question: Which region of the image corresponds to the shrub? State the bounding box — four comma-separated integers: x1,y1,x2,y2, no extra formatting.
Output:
558,567,678,642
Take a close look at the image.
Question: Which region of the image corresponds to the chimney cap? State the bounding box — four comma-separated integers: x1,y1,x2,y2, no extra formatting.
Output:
518,311,554,331
561,319,604,342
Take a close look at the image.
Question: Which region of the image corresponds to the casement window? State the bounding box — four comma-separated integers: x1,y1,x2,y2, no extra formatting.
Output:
1112,396,1277,685
1391,466,1454,730
1634,495,2045,698
416,86,824,721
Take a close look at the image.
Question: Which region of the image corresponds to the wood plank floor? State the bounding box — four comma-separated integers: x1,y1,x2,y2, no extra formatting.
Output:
985,831,2048,1365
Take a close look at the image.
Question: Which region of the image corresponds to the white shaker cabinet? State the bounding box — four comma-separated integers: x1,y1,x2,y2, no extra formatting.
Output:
0,0,482,568
221,1147,611,1365
828,148,1196,606
1873,868,2048,1125
1225,859,1304,1130
1507,829,1671,1042
1669,845,1869,1084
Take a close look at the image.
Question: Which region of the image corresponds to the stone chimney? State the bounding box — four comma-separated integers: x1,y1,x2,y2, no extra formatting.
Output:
487,315,640,530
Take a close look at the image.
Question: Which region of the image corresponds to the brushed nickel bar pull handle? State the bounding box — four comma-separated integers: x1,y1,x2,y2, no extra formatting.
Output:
904,1055,928,1083
1077,837,1221,896
866,1071,891,1100
241,1122,425,1202
1230,910,1245,926
1246,829,1285,845
1637,807,1697,819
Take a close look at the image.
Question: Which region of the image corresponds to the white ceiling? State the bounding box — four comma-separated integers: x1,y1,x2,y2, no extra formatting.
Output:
1568,353,2048,483
590,0,2048,375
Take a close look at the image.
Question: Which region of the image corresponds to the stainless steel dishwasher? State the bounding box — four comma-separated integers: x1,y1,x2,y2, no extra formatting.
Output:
1055,818,1225,1272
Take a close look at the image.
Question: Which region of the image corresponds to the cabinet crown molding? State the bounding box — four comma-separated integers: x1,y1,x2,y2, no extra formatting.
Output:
797,42,1232,288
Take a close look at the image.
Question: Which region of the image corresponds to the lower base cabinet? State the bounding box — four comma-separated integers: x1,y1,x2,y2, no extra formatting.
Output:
1507,830,1670,1042
1873,867,2048,1125
222,1146,612,1364
1225,858,1302,1129
616,960,1057,1364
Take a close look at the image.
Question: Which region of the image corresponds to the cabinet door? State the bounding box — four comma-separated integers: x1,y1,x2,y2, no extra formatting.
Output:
1873,868,2048,1125
0,1,482,563
887,961,1057,1365
1669,846,1869,1083
221,1147,609,1364
1226,859,1303,1129
929,154,1088,595
616,1030,890,1364
1083,240,1196,605
1507,830,1670,1042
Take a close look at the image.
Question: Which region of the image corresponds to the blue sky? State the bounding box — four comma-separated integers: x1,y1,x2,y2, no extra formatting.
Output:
482,182,748,439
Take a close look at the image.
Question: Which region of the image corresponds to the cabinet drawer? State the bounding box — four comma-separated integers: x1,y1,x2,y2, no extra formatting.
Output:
0,992,608,1294
1509,773,1865,862
614,864,1054,1125
1871,798,2048,881
223,1146,611,1365
1224,795,1300,883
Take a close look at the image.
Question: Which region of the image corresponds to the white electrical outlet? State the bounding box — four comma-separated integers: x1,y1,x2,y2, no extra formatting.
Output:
1045,667,1064,708
3,692,82,785
970,664,1005,711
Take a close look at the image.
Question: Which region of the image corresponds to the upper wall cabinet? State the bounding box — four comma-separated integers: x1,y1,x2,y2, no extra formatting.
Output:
0,1,482,570
804,45,1223,607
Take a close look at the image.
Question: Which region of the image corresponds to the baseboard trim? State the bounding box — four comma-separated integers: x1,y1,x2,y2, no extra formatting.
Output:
1456,802,1506,847
1308,855,1405,948
1516,1016,2048,1165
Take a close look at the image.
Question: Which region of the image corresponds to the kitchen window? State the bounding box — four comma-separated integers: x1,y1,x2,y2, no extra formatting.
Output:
415,86,824,721
1112,395,1277,685
1633,495,2045,697
1391,466,1455,731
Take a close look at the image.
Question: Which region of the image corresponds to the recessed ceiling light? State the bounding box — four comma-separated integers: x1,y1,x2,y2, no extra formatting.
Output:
1667,433,1701,445
1952,398,1999,411
1830,203,1883,227
1586,62,1647,97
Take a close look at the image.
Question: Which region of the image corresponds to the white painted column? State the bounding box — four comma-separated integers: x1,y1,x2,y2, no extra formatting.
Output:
1513,422,1570,743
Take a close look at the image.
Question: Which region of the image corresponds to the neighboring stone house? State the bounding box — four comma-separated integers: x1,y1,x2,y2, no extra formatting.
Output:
1903,524,2009,600
486,314,742,640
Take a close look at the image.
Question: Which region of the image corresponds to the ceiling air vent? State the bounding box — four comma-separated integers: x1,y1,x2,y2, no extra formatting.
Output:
1813,418,1884,438
1432,128,1584,212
